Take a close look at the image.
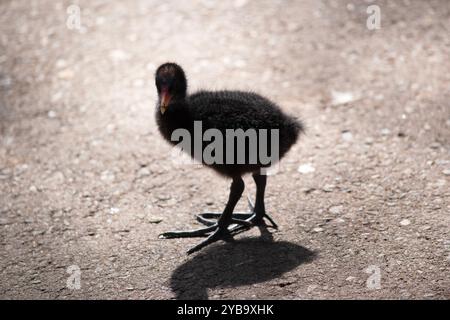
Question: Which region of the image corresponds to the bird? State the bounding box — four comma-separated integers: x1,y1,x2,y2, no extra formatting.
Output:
155,62,304,254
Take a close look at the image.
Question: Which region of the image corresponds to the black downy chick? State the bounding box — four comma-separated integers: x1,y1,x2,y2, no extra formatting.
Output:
155,63,304,254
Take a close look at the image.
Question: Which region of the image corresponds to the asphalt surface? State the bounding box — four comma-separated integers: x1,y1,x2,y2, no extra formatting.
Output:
0,0,449,299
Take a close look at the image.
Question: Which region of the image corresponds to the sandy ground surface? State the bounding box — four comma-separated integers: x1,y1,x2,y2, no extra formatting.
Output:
0,0,449,299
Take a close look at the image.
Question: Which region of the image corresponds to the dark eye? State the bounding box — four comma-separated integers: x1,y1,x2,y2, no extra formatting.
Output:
159,77,173,87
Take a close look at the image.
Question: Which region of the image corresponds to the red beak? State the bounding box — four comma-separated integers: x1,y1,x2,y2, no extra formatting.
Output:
160,88,171,114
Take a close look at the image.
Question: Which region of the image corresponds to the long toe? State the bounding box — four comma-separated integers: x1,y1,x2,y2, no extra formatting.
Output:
159,225,217,239
196,212,255,226
196,214,217,226
187,227,234,255
227,212,278,236
198,212,254,220
247,195,255,211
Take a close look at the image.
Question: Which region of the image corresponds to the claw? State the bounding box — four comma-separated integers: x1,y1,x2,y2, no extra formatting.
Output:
263,213,278,229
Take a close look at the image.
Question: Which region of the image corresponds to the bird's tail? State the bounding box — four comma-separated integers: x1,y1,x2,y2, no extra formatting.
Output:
287,116,305,143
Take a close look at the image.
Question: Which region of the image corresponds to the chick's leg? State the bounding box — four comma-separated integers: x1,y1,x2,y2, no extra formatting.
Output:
250,172,278,228
159,177,246,254
197,173,278,232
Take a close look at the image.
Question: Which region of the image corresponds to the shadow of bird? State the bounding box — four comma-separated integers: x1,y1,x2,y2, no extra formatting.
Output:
170,237,316,300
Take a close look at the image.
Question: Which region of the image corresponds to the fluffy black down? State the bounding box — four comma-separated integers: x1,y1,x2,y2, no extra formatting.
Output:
156,90,304,178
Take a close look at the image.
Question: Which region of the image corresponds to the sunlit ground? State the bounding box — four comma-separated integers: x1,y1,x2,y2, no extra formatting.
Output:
0,0,449,299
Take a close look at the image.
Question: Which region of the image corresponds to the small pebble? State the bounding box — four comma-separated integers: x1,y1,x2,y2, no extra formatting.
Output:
48,110,56,118
331,91,355,106
341,131,353,141
298,163,315,174
55,59,67,68
137,167,151,177
109,207,120,214
429,142,441,149
148,217,163,224
400,219,411,226
234,0,248,8
307,285,317,293
302,187,316,194
0,76,12,87
329,205,343,214
57,69,74,79
109,49,130,62
381,128,391,136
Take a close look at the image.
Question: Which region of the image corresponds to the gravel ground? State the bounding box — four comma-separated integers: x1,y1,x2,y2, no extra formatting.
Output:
0,0,449,299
